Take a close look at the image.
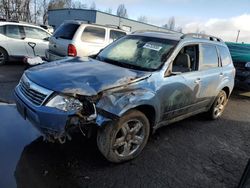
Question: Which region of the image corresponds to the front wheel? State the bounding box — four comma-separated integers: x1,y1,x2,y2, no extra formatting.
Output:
97,110,150,163
208,90,228,119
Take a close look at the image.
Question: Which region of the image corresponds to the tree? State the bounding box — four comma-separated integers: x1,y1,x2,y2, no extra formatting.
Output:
116,4,128,18
71,0,87,8
137,16,148,23
48,0,67,10
105,8,112,14
168,16,175,30
0,0,31,21
42,0,49,24
89,2,96,10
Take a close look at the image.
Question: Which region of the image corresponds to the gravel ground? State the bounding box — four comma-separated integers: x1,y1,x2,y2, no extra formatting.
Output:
0,64,250,188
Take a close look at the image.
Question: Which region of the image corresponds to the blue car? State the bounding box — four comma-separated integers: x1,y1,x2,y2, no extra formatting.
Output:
15,32,235,163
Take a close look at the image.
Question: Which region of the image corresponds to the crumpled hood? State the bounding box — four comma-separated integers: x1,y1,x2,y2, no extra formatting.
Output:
25,57,151,96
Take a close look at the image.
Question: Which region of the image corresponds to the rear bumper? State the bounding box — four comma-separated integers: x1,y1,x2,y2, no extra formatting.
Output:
14,85,71,137
45,50,66,62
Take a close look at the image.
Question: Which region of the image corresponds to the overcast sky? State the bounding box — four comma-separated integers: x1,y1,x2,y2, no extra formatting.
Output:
84,0,250,43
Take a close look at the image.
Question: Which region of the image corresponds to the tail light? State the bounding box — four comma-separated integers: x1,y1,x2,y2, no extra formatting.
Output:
68,44,77,56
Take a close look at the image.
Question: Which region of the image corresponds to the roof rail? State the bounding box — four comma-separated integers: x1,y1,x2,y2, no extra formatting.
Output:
181,33,223,42
132,29,179,35
105,24,120,29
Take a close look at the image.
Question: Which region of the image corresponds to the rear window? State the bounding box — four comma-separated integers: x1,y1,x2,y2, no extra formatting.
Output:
5,25,23,39
81,26,106,43
218,46,231,66
200,44,219,70
53,23,79,40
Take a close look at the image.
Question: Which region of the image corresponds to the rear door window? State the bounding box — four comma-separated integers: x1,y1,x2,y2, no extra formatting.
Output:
81,26,106,43
218,46,231,66
5,25,23,39
109,30,126,43
53,23,79,40
199,44,219,70
24,27,50,40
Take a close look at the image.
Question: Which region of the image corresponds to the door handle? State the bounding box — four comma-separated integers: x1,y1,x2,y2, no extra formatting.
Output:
194,78,201,84
219,72,224,76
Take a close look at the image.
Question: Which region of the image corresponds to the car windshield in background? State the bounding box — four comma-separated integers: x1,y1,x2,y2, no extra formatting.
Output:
53,23,79,40
96,35,178,71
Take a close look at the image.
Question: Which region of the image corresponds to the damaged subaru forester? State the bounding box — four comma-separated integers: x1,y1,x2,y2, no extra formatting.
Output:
15,31,235,163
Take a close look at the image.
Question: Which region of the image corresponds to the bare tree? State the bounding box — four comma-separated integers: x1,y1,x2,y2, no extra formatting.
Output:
168,16,175,30
71,0,87,8
48,0,67,10
137,15,148,23
116,4,128,18
41,0,48,24
105,8,112,14
162,23,168,29
89,2,96,10
0,0,31,21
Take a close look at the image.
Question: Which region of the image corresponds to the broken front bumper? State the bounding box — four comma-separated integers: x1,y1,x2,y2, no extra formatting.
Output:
15,87,73,140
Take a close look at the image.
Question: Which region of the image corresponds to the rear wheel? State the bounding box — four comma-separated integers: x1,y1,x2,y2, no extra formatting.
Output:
0,48,8,65
97,110,150,163
208,90,228,119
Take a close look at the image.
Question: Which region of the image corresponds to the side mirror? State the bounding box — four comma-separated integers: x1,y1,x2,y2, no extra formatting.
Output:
43,37,50,41
245,62,250,71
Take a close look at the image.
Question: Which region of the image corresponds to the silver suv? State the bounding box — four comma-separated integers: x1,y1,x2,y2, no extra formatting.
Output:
0,21,51,65
46,21,127,61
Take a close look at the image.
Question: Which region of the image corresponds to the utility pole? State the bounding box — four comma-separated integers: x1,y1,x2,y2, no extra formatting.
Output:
236,30,240,43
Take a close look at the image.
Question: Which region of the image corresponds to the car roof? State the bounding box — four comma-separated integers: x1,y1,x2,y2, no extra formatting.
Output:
0,21,51,34
62,20,128,33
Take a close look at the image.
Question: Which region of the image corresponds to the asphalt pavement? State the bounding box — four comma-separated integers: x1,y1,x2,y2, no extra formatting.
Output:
0,64,250,188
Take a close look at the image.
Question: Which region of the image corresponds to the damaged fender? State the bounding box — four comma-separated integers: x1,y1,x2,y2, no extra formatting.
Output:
95,88,159,126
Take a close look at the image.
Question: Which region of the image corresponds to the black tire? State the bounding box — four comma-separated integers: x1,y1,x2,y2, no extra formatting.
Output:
97,110,150,163
0,48,8,65
207,90,228,120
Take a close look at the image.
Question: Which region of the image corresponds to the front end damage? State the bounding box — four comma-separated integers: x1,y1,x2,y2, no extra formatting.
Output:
42,96,102,144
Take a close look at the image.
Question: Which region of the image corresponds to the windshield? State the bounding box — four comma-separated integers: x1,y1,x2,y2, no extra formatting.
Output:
96,35,178,71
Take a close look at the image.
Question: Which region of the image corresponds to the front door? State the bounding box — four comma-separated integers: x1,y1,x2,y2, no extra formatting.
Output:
160,44,202,120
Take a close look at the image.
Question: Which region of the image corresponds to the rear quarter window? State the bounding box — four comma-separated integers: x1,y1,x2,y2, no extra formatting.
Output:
53,23,80,40
81,26,106,43
199,44,219,70
218,46,231,66
109,30,126,43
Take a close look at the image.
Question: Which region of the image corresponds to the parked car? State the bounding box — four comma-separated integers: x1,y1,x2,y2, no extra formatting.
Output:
15,31,235,163
45,21,127,61
226,42,250,90
0,21,51,65
39,24,54,34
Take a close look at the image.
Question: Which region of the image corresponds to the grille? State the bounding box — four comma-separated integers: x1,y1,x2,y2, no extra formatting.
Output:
19,75,52,106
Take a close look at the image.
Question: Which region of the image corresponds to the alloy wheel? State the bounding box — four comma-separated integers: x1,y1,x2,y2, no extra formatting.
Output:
113,119,145,157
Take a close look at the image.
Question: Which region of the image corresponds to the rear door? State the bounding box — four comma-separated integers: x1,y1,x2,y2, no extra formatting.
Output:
23,26,51,58
78,26,107,56
49,23,80,56
4,25,27,57
197,43,223,106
